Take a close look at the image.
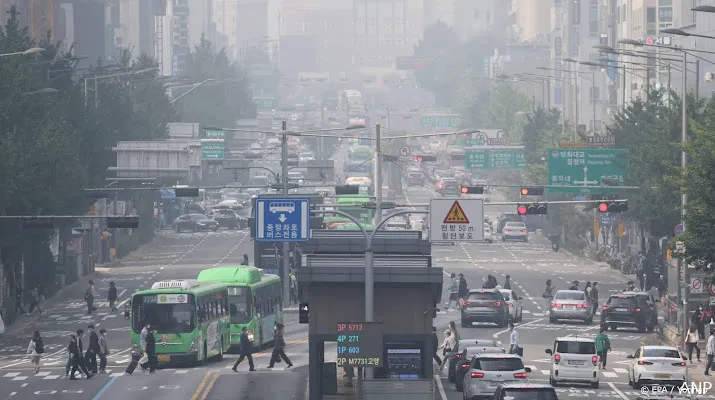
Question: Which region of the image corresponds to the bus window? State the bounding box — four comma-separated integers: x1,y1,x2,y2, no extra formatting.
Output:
134,302,195,333
228,287,251,324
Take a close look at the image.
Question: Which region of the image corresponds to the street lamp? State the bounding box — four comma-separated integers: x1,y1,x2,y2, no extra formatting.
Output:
692,5,715,13
0,47,45,57
85,68,158,108
169,79,215,104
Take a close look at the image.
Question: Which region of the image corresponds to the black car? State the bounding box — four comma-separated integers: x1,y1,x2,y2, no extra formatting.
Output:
460,289,510,328
436,178,460,196
405,170,425,186
207,208,240,229
172,213,219,232
600,292,658,332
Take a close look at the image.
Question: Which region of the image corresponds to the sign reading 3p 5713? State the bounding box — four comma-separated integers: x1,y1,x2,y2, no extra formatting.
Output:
429,199,484,243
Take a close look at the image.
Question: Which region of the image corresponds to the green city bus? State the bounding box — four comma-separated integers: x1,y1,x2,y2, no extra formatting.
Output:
324,195,374,229
197,266,283,349
128,279,231,365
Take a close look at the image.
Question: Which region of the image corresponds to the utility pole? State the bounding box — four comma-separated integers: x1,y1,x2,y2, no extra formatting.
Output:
281,120,291,308
373,124,382,227
680,52,689,340
319,107,325,160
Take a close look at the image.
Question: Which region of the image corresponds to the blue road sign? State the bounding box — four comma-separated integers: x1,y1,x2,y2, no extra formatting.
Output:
675,223,685,236
255,198,311,242
599,213,612,225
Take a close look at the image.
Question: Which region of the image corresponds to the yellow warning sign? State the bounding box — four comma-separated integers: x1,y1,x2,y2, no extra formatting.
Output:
443,201,470,224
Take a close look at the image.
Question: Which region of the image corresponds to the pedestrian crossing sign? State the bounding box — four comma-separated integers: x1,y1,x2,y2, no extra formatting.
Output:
443,201,469,224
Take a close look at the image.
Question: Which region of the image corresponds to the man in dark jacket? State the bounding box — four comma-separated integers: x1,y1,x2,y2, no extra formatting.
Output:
232,327,255,371
268,323,293,368
458,274,468,308
86,325,100,374
69,334,91,380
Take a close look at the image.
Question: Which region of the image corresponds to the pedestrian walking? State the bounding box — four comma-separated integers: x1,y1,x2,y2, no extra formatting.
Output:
568,281,579,290
86,325,100,374
232,326,255,372
140,328,156,373
705,329,715,375
241,254,249,266
543,279,555,310
504,275,511,290
68,333,92,380
448,321,461,352
65,333,83,378
27,286,43,315
98,329,109,373
685,324,701,362
15,284,27,316
267,323,293,368
590,282,600,316
657,275,667,304
27,331,43,374
457,274,468,309
289,270,298,305
437,330,456,372
108,281,118,312
508,323,520,355
445,273,459,309
432,327,442,367
85,280,97,314
595,327,611,369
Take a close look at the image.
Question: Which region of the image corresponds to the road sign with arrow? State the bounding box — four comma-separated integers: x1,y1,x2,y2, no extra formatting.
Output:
547,148,629,194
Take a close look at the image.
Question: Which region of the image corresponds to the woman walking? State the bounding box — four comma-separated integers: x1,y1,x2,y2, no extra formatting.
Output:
27,331,43,374
543,279,555,310
685,324,701,363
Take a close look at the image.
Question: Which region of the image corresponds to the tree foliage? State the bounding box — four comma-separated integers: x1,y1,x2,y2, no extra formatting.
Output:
176,37,255,127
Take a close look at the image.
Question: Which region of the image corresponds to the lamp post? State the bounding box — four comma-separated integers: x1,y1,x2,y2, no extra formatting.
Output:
21,88,59,96
85,67,158,108
169,79,216,105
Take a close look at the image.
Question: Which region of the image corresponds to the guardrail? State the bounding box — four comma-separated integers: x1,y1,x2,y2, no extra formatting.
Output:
359,379,434,400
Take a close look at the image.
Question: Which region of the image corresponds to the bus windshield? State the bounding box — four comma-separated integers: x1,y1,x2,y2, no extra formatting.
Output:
132,295,196,333
228,286,252,324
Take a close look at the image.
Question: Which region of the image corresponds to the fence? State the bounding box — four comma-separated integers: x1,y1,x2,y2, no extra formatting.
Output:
359,379,434,400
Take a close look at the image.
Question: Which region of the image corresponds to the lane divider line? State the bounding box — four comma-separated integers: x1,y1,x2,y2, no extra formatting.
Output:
92,376,117,400
198,370,221,400
434,374,448,400
191,370,215,400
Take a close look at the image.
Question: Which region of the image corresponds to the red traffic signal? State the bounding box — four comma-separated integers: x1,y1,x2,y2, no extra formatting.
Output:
517,203,547,215
460,186,484,194
520,187,544,196
597,201,628,213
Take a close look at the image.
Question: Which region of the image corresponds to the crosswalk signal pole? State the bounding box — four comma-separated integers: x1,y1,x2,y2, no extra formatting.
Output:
281,121,291,308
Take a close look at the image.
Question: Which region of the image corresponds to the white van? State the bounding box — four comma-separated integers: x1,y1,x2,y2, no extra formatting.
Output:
545,336,599,388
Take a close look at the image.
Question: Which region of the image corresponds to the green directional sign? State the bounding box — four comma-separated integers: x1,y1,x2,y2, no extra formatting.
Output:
205,129,224,139
466,151,526,169
419,114,460,128
547,148,629,194
201,141,225,160
253,97,276,110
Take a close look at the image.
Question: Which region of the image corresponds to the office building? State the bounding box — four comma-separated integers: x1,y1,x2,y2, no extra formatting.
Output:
237,0,269,60
353,0,422,68
515,0,551,43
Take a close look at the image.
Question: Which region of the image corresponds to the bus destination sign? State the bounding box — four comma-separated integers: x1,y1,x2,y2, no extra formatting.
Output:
336,322,383,367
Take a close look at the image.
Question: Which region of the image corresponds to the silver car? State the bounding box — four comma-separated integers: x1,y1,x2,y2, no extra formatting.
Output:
462,354,531,399
454,346,507,391
502,221,528,242
549,290,593,324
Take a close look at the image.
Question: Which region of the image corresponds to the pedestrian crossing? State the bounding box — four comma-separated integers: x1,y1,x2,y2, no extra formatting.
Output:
521,365,631,379
1,368,197,381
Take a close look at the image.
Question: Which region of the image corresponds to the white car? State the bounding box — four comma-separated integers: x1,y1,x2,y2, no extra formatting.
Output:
483,222,493,242
628,345,687,389
502,221,528,242
545,336,599,388
497,288,523,322
462,354,531,399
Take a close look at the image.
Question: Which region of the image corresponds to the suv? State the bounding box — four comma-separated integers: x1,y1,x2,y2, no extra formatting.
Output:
448,338,501,383
461,289,510,328
492,383,558,400
453,345,505,391
436,178,460,195
207,208,239,229
405,169,425,186
601,292,658,332
461,354,531,399
545,337,599,388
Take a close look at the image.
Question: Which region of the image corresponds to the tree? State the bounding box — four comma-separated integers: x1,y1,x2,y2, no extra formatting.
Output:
177,37,255,127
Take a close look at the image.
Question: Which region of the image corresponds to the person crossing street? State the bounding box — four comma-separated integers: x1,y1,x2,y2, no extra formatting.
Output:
595,327,611,369
232,327,255,371
268,323,293,368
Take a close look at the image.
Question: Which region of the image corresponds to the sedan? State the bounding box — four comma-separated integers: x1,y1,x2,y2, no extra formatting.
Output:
628,345,688,389
549,290,593,324
448,338,501,383
173,214,219,232
453,346,506,390
207,208,239,229
502,222,528,242
483,222,493,243
498,289,523,322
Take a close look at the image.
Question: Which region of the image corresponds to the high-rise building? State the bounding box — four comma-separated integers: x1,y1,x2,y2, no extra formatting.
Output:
422,0,453,27
453,0,511,41
353,0,422,68
214,0,239,59
237,0,269,60
515,0,551,43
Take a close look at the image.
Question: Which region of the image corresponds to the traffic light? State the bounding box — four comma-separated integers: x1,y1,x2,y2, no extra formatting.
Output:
520,187,544,196
336,185,360,195
517,203,547,215
414,155,437,163
377,115,386,120
460,186,484,194
107,216,140,229
597,201,628,213
174,187,199,197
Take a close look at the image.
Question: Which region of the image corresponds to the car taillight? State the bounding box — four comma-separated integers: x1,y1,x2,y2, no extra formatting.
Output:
504,228,509,232
470,372,485,378
455,354,462,359
513,372,528,379
551,302,561,308
633,308,642,312
554,354,561,364
602,306,612,311
460,364,469,369
577,304,589,308
492,301,502,307
592,355,599,365
462,300,470,307
637,360,653,365
673,362,687,367
521,229,527,232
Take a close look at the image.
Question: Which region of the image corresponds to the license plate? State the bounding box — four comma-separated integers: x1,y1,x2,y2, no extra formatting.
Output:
616,308,628,312
157,355,170,362
564,306,575,310
474,307,490,311
568,360,585,365
490,381,502,387
655,374,670,379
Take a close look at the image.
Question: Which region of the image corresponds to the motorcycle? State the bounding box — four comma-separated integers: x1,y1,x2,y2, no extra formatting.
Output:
549,234,560,252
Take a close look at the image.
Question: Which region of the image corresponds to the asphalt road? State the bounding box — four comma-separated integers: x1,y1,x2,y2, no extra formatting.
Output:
402,186,715,400
0,227,311,400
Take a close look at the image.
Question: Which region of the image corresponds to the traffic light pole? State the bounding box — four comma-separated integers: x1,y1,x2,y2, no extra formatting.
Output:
281,121,291,309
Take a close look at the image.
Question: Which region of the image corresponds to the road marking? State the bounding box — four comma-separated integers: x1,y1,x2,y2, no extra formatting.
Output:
191,370,215,400
492,318,544,339
92,375,117,400
613,367,628,373
608,381,629,400
199,371,220,400
602,371,618,378
434,374,448,400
